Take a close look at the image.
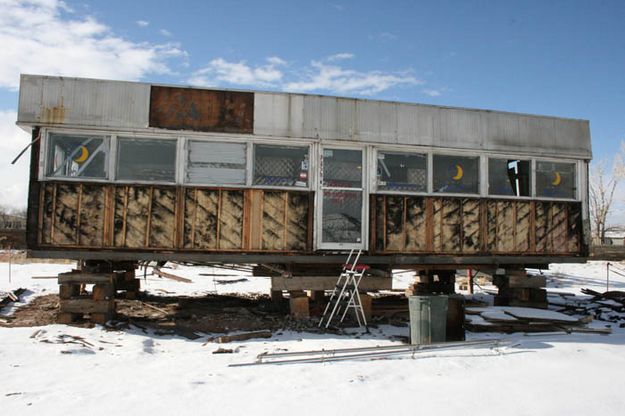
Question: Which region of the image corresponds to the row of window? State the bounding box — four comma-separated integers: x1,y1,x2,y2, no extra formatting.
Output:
45,133,578,199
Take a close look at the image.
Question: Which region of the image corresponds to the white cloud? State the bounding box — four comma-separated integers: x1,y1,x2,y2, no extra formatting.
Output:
422,88,441,97
285,61,422,96
188,55,422,96
188,57,286,88
0,0,187,90
159,28,172,37
0,110,30,209
326,52,354,62
379,32,397,41
136,20,149,27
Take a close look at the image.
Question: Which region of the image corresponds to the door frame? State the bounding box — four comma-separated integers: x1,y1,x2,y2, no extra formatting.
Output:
315,144,369,251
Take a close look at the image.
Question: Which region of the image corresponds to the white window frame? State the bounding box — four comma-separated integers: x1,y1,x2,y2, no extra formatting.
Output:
115,135,179,185
486,156,533,199
251,142,313,190
431,151,482,197
316,143,368,251
40,129,112,183
373,147,429,196
183,138,249,188
533,157,580,202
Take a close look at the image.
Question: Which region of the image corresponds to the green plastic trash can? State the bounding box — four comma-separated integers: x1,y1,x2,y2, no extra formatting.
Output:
409,295,449,345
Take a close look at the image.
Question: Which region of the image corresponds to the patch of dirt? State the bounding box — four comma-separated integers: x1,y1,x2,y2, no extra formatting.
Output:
2,290,411,336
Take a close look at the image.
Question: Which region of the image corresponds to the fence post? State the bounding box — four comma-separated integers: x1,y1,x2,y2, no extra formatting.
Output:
606,262,610,292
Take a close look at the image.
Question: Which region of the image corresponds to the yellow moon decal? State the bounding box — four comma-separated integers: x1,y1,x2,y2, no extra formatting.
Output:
552,171,562,186
452,164,464,181
74,146,89,163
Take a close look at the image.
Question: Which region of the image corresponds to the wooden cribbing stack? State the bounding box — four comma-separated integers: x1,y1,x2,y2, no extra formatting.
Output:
493,270,547,309
57,262,141,324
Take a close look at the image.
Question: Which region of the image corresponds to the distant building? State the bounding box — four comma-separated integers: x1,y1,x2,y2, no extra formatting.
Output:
0,213,26,231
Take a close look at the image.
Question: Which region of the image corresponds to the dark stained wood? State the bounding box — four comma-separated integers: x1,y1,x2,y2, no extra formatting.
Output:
149,86,254,133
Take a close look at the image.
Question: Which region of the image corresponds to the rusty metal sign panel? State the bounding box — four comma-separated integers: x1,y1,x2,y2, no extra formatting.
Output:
149,86,254,133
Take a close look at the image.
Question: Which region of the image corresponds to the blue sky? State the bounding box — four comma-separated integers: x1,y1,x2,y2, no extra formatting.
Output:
0,0,624,210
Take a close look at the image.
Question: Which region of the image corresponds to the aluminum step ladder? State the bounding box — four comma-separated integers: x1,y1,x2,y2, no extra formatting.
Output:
318,249,368,329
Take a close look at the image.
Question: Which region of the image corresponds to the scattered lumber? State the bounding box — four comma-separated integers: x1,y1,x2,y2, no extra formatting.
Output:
216,330,272,343
154,268,193,283
0,288,26,310
465,306,587,333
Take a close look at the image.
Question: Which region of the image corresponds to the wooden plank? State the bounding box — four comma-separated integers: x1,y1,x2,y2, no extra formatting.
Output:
191,189,219,249
149,187,176,248
286,192,309,251
405,197,426,252
78,184,105,247
123,186,150,248
40,183,54,245
262,191,286,250
59,299,114,314
535,201,548,253
53,183,79,245
58,273,114,284
441,198,461,252
155,268,193,283
145,186,154,247
567,203,581,253
216,330,272,343
385,195,405,251
462,198,480,253
515,201,531,252
551,202,568,254
271,276,392,291
496,201,514,252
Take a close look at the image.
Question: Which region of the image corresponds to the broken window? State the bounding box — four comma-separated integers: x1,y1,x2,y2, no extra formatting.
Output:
186,141,246,185
433,155,479,194
536,161,576,199
116,138,176,182
488,158,531,197
46,133,108,179
377,151,427,192
253,144,309,187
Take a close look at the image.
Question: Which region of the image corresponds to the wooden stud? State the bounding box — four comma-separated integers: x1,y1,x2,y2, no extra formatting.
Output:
75,183,83,244
145,186,154,247
50,183,57,244
283,192,289,251
122,186,129,247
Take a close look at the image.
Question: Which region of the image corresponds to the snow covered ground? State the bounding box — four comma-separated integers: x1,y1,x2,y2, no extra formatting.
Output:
1,259,625,415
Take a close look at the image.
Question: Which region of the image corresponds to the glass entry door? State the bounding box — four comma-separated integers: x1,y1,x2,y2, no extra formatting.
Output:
319,147,365,249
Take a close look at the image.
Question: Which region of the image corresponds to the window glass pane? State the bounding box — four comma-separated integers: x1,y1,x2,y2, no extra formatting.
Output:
322,149,362,188
46,133,108,179
536,161,576,199
433,155,479,194
117,138,176,182
377,152,427,192
322,190,362,243
186,141,246,185
253,144,308,187
488,158,531,196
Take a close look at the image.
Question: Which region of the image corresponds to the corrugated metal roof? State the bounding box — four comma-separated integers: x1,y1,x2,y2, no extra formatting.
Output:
17,74,592,159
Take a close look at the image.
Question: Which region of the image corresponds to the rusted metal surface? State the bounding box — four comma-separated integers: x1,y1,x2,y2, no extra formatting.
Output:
371,195,584,256
149,86,254,133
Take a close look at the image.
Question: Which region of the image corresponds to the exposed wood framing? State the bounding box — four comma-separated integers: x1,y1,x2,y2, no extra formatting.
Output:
38,182,311,253
372,195,583,256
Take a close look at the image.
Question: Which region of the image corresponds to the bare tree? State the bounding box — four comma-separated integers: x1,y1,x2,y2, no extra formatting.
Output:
590,146,625,244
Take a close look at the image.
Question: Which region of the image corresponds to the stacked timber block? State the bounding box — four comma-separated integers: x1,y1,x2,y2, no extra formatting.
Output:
493,270,547,309
57,271,116,324
405,271,456,296
289,291,310,320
